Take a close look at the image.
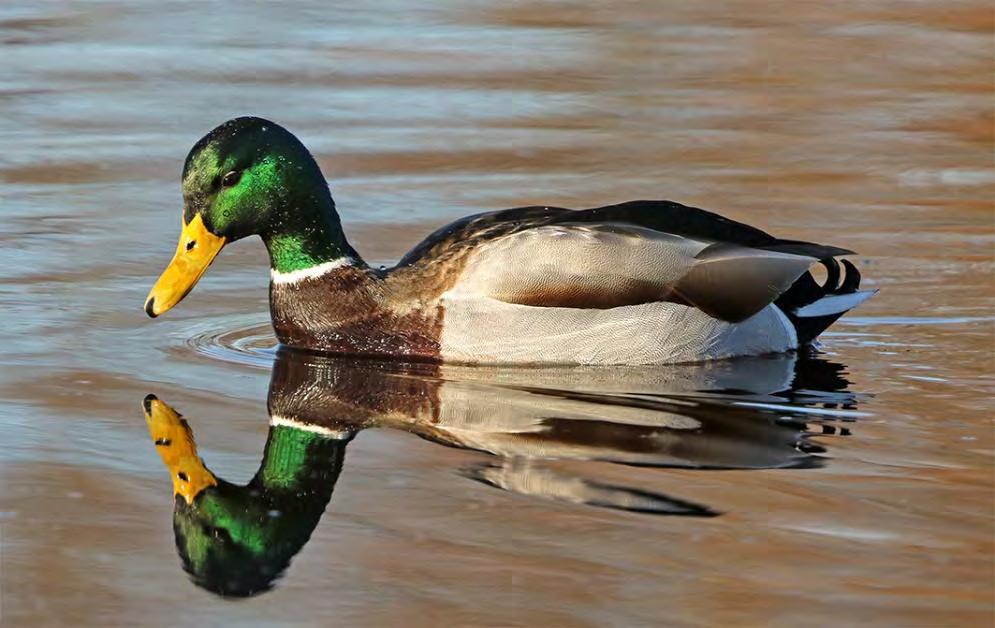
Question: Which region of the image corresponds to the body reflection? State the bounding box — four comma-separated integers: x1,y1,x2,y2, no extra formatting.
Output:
142,350,859,597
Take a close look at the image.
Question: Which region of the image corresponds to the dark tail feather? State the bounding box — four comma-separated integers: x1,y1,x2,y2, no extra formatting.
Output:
776,259,876,345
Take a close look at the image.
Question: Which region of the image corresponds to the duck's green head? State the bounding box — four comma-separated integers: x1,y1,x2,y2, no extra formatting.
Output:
145,116,352,318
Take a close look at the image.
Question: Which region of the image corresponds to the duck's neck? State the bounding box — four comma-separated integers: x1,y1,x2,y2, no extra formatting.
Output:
262,191,364,275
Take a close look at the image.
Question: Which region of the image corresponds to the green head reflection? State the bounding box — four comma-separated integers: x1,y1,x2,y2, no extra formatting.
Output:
143,394,352,597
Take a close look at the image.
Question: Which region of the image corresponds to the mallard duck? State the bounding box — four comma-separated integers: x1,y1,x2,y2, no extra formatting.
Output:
145,116,875,364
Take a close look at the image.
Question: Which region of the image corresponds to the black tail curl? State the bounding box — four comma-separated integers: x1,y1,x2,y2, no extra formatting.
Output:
776,258,864,346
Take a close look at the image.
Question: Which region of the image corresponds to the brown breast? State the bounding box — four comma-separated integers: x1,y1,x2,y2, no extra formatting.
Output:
269,265,446,361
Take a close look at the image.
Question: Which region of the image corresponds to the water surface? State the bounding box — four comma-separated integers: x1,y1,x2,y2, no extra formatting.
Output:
1,1,993,626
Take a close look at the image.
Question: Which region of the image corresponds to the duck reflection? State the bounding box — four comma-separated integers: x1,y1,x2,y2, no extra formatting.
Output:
143,394,351,597
142,350,859,597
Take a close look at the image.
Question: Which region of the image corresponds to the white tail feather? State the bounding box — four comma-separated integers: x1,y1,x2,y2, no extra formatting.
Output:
795,290,877,318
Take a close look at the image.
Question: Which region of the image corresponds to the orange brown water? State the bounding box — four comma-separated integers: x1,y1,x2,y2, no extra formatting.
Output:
1,1,993,626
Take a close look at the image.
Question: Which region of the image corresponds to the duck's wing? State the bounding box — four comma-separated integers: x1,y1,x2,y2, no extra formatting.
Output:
395,200,854,323
448,223,826,322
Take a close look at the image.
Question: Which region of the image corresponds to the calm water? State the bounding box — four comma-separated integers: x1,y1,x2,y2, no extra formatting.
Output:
1,1,993,626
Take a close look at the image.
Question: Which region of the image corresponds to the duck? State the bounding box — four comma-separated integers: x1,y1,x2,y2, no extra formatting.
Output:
144,116,875,364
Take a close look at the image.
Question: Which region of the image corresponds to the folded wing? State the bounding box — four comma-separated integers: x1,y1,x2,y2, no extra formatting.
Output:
450,223,823,323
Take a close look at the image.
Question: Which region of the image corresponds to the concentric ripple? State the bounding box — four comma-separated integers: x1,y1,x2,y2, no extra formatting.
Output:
183,313,278,369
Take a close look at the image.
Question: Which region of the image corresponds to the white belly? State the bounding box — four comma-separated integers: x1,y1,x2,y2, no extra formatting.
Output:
438,296,797,365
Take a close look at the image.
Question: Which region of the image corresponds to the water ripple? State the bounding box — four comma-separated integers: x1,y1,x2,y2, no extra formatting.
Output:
183,313,277,369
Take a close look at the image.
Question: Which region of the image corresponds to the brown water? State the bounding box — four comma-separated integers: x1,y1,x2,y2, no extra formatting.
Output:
1,1,993,625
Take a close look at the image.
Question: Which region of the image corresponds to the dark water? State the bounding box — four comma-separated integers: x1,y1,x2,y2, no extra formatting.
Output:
1,1,993,626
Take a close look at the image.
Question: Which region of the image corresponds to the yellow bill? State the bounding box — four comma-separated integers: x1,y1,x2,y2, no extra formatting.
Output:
142,395,218,504
144,213,225,317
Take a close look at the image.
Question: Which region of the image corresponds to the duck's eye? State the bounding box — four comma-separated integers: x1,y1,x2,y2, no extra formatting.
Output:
221,170,241,188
